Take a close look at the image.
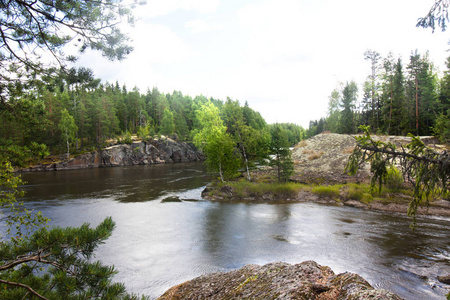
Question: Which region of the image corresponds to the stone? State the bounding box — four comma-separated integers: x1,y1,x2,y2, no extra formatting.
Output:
19,139,204,172
156,261,403,300
438,274,450,284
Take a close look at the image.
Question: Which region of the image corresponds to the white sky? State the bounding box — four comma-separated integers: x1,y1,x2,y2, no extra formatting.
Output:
75,0,449,128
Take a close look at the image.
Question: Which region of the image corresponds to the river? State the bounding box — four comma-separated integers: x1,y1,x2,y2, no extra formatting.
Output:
14,163,450,299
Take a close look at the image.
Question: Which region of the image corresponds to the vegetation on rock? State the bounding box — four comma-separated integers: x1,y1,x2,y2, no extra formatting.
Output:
346,125,449,220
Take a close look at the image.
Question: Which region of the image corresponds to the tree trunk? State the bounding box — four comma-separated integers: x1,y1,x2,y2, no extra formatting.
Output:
66,135,70,160
218,162,224,182
415,77,419,135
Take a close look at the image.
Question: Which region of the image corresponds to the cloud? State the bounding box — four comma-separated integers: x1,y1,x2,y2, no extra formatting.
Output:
185,19,223,33
138,0,220,18
74,0,450,129
130,22,197,64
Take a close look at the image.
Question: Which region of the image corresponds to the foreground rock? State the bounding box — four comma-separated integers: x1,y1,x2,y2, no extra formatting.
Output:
20,138,203,172
157,261,402,300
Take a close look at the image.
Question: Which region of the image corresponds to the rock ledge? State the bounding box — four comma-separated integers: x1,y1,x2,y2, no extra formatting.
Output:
157,261,402,299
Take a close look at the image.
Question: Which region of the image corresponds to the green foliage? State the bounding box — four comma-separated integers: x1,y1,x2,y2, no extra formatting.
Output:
0,141,49,168
346,183,373,204
307,50,447,138
0,217,148,299
0,160,147,299
222,99,271,180
346,125,450,220
220,181,304,199
268,123,305,145
0,0,135,71
194,102,240,181
433,110,450,143
269,124,294,182
137,124,153,141
160,109,175,136
339,81,358,134
417,0,450,32
0,160,49,240
118,131,133,145
58,109,78,159
311,185,341,199
385,165,404,192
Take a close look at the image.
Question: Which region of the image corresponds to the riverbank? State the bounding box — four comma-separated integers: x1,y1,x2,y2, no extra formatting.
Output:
202,132,450,217
17,137,204,172
202,181,450,217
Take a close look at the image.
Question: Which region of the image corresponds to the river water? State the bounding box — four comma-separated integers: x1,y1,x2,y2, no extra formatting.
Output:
15,163,450,299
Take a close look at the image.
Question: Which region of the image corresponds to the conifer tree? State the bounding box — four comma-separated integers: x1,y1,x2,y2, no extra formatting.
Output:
339,81,358,134
270,124,294,182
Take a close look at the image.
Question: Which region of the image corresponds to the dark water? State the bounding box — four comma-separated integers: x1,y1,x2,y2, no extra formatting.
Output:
13,163,450,299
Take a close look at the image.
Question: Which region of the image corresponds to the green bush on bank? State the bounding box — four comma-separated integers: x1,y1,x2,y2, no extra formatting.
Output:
311,185,341,199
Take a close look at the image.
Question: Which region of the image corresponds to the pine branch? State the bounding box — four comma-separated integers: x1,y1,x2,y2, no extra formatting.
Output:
0,278,49,300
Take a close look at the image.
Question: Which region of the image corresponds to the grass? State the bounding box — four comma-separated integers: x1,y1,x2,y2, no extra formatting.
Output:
216,180,306,199
346,183,373,204
308,151,324,160
311,185,341,199
210,177,425,208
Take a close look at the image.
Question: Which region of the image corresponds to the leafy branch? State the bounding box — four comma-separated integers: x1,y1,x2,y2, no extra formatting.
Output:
346,126,449,219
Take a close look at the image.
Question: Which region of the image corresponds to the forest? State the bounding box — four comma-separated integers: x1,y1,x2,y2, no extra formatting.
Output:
0,68,305,169
306,50,450,142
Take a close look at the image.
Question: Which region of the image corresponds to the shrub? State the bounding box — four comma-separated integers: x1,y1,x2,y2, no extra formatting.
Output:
361,193,373,204
311,185,340,199
385,165,403,192
348,184,364,200
118,131,133,145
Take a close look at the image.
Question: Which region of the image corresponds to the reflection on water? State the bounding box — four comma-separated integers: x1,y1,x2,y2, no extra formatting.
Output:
13,163,450,299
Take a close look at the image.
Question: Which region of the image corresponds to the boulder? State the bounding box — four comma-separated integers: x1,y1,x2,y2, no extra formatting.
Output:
19,139,204,172
438,274,450,285
157,261,402,300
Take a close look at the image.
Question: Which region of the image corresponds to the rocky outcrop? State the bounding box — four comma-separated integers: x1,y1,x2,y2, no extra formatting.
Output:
20,138,204,172
157,261,402,300
290,132,448,185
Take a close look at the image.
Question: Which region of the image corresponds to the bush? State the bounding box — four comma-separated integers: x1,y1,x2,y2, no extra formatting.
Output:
137,125,150,140
118,131,133,144
385,165,403,192
347,184,364,200
311,185,340,199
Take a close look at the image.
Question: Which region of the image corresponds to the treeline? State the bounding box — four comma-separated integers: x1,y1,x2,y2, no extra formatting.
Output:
0,68,305,167
307,50,450,142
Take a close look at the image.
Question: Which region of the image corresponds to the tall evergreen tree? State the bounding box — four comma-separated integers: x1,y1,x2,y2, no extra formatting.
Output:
326,88,341,133
339,81,358,134
160,109,175,136
269,124,294,182
363,50,381,131
386,58,407,135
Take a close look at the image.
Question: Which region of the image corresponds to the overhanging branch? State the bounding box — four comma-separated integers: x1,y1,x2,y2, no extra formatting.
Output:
0,278,49,300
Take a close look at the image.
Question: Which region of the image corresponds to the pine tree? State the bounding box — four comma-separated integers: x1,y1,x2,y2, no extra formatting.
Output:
270,124,294,182
339,81,358,134
363,50,381,131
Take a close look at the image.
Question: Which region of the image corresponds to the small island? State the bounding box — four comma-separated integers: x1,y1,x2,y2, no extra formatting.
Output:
202,132,450,218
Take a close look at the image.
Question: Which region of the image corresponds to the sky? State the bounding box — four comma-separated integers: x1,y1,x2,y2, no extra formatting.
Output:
75,0,450,128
